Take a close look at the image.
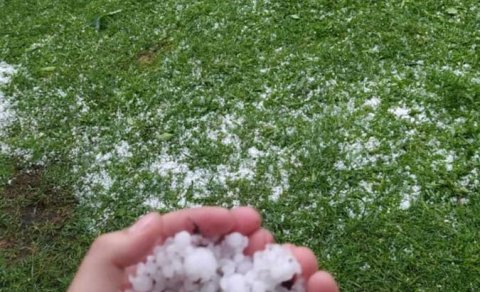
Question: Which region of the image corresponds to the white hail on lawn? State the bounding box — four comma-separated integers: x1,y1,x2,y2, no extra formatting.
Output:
363,96,381,109
388,105,410,120
33,55,477,225
0,62,16,154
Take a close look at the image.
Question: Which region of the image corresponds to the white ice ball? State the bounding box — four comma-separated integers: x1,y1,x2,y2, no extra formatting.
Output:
223,232,248,251
173,231,191,248
220,274,249,292
130,274,153,292
184,247,218,281
129,231,304,292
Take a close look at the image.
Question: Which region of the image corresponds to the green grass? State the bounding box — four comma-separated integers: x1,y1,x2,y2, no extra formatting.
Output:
1,0,479,290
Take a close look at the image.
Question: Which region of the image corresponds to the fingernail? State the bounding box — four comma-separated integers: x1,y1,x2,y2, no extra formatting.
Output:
129,213,156,234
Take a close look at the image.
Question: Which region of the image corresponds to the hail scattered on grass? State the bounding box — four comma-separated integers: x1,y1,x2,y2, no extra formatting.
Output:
0,62,16,155
58,61,479,228
2,2,479,230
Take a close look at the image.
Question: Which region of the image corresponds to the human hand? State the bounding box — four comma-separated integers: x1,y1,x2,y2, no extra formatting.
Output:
68,207,338,292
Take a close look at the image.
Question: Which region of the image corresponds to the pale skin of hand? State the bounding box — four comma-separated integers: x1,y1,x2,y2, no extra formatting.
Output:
68,207,339,292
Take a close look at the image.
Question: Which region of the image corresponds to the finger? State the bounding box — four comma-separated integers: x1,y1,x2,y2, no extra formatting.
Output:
92,212,163,268
160,206,235,238
68,212,163,292
284,245,318,280
230,206,262,235
307,271,339,292
244,228,274,255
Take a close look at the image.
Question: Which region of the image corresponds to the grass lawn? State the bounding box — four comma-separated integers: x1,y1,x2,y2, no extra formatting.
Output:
1,0,479,290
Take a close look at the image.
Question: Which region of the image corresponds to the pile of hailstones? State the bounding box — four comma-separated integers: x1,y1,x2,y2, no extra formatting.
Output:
128,231,305,292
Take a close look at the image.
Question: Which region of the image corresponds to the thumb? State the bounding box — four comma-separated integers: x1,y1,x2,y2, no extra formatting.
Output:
68,212,163,292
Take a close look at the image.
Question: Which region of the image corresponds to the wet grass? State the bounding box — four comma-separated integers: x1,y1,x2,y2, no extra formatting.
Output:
1,0,479,290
